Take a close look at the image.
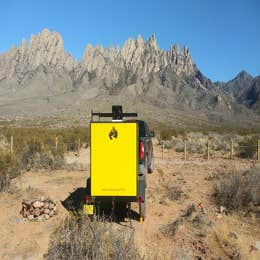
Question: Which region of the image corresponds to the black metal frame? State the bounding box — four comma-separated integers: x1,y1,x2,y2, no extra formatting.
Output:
91,105,138,121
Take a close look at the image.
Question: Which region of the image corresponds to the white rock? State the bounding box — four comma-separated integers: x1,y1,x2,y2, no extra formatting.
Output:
33,201,44,208
27,215,34,220
44,214,50,220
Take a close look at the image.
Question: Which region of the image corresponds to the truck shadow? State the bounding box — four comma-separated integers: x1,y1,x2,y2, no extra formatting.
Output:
61,187,140,223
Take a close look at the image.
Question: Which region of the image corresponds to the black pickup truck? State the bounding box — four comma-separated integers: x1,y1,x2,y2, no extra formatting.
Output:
137,120,154,175
135,119,154,219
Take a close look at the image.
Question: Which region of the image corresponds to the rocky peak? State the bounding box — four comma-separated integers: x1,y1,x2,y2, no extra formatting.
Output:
223,70,254,99
78,34,196,87
136,35,144,45
0,30,197,91
167,44,194,75
146,34,158,50
235,70,253,81
182,45,190,56
228,70,253,88
20,38,26,50
0,29,76,82
26,29,76,70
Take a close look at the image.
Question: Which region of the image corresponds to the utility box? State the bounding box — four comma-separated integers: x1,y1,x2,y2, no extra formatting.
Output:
91,122,138,197
84,106,154,222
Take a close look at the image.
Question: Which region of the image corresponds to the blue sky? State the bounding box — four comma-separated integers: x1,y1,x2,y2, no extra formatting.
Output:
0,0,259,82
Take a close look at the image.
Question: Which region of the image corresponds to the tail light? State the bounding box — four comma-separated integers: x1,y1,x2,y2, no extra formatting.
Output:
137,196,142,204
85,195,91,204
140,141,145,160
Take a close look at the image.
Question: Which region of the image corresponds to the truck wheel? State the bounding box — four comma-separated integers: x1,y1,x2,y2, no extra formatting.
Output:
148,156,154,173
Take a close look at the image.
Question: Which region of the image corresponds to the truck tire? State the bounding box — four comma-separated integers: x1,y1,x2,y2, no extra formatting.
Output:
148,156,154,173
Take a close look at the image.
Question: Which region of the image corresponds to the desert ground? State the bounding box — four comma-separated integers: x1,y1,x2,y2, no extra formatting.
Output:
0,142,259,259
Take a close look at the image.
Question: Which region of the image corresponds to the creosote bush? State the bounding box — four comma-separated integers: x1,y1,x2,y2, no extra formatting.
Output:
158,127,187,141
238,135,259,158
160,128,173,141
20,140,65,170
0,126,89,154
214,167,260,213
165,184,183,201
0,126,89,190
45,214,139,260
0,152,20,191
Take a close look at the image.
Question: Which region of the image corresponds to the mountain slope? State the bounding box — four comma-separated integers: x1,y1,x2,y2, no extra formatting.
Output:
223,71,260,112
0,29,259,128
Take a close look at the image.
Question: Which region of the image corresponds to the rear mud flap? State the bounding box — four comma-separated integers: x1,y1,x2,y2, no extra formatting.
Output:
137,175,146,202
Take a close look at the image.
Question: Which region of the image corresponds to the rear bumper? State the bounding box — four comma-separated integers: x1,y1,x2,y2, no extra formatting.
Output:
90,196,137,203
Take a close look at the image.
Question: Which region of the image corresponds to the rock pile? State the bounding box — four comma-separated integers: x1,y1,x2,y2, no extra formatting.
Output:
20,197,57,221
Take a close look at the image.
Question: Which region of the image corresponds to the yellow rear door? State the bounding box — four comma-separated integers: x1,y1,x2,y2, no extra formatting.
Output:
91,122,137,196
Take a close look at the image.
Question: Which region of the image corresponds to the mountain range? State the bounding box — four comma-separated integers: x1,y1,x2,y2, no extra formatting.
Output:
0,29,259,128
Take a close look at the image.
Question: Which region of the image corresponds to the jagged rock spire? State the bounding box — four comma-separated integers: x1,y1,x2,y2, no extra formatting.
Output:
0,30,195,85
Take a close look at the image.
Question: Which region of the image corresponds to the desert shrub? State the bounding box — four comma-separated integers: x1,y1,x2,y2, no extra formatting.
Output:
172,245,193,260
238,135,259,158
20,140,65,170
161,204,196,237
188,143,205,154
161,217,183,236
158,127,187,141
169,139,184,152
213,221,240,259
163,183,184,201
214,167,260,212
0,126,89,154
213,142,229,152
160,128,173,141
0,127,89,189
0,126,89,171
45,214,139,260
181,204,196,217
0,152,20,191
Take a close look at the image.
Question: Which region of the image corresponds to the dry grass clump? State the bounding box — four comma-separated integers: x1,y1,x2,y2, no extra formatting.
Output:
238,135,259,158
0,126,89,190
45,214,139,260
158,126,186,141
161,217,183,237
172,244,193,260
160,128,173,141
20,140,65,170
182,204,196,217
213,220,241,259
214,167,260,213
165,184,184,201
0,126,89,155
161,204,196,237
0,152,20,191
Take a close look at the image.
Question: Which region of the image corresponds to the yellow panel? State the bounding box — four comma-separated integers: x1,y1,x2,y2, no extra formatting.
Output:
91,122,137,196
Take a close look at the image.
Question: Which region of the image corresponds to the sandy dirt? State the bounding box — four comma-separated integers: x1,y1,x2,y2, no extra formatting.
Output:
0,145,259,259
